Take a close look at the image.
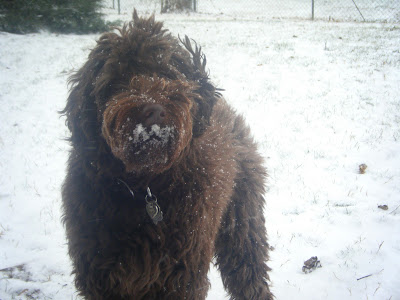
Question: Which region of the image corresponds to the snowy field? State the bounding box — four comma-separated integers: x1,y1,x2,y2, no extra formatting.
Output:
1,5,400,300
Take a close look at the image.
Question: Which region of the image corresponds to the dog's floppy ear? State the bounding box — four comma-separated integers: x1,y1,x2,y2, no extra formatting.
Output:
179,36,219,137
61,34,117,147
62,70,97,147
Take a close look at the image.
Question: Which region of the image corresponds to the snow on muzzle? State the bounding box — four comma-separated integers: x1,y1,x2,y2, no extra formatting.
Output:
102,103,178,173
101,75,194,174
129,123,176,155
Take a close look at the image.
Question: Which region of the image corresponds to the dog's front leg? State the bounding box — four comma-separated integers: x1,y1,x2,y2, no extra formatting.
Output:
214,160,274,299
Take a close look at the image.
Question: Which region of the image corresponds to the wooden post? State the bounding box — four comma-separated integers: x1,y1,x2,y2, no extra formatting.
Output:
311,0,314,20
118,0,121,14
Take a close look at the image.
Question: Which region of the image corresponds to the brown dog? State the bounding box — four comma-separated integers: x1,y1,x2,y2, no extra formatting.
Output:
61,11,273,300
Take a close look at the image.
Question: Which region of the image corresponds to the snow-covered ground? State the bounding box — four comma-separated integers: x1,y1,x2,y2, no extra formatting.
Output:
1,6,400,300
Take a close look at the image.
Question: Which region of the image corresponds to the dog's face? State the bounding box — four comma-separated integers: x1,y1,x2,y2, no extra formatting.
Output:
101,75,196,174
63,14,218,176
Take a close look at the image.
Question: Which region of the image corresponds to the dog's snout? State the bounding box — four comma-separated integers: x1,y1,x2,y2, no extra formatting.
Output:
142,104,166,126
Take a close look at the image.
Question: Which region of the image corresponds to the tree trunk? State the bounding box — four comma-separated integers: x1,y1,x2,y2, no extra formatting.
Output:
161,0,193,13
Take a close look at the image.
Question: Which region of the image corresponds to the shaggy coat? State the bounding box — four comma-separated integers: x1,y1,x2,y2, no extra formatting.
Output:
62,11,273,300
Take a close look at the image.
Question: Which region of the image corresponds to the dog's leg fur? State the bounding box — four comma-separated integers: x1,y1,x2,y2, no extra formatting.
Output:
214,115,273,300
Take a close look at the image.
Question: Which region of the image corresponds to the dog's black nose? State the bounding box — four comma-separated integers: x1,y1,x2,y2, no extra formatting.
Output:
142,104,166,127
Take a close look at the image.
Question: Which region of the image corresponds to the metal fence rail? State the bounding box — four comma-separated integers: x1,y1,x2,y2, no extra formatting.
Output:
109,0,399,23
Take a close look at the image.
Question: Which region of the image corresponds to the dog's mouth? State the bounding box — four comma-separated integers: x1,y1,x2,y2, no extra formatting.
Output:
120,124,177,173
124,123,177,161
129,124,175,151
103,115,182,174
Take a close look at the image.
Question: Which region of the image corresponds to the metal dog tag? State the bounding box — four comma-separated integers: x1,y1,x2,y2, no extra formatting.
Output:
145,188,163,225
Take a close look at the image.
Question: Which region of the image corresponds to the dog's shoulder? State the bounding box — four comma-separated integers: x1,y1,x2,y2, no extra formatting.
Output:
209,98,249,138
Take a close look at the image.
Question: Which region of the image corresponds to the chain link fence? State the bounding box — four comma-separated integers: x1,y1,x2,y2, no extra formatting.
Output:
202,0,400,22
109,0,399,22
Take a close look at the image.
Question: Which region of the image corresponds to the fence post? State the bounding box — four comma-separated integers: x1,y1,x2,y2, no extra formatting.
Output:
118,0,121,14
351,0,366,21
311,0,314,20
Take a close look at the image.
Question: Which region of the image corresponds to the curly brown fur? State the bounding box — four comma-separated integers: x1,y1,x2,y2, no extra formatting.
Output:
61,10,273,300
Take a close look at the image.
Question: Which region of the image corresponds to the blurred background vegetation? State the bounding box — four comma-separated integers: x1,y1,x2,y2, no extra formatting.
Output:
0,0,119,34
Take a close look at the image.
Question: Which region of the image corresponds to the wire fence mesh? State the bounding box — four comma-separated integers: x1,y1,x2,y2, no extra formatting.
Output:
108,0,399,23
